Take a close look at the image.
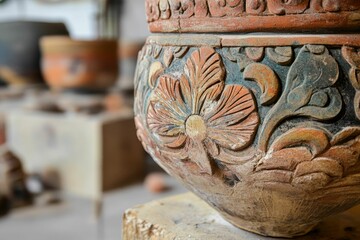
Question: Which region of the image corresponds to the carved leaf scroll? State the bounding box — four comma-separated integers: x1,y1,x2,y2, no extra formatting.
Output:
245,47,265,62
244,63,280,105
255,127,360,192
163,46,189,67
259,45,342,151
342,46,360,120
266,47,293,65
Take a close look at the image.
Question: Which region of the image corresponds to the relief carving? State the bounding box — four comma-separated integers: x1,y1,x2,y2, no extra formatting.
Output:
134,42,358,191
259,45,342,151
134,40,360,237
267,0,310,15
342,46,360,120
146,47,259,174
255,127,360,191
146,0,360,22
208,0,244,17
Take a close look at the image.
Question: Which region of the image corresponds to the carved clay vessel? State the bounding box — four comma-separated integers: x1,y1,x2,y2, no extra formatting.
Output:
135,1,360,238
40,37,118,91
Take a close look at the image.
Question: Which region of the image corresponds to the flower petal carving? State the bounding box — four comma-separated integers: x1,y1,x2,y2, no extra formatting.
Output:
206,85,259,151
183,47,225,114
146,47,259,174
147,75,189,146
148,61,164,89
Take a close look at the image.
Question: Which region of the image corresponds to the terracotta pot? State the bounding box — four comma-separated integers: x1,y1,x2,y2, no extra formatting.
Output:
40,37,118,91
137,0,360,238
134,33,360,237
0,21,69,85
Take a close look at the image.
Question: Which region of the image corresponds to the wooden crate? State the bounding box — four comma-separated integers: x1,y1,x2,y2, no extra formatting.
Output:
6,109,145,200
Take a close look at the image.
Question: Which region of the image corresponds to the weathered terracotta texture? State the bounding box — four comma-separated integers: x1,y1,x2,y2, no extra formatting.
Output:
145,0,360,33
134,34,360,237
40,37,118,91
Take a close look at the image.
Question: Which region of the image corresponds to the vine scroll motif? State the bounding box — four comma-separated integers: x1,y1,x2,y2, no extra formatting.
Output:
145,0,360,22
342,46,360,121
258,45,342,151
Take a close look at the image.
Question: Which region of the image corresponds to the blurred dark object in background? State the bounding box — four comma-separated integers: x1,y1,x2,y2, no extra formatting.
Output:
0,147,33,210
40,37,118,92
0,21,69,86
0,194,10,217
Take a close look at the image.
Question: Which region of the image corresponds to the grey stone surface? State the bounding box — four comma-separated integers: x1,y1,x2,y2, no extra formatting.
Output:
0,175,186,240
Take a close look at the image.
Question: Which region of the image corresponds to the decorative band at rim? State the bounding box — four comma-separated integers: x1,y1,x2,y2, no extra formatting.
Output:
146,0,360,33
147,34,360,47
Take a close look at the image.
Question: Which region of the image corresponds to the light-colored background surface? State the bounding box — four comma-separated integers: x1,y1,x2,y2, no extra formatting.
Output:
0,176,186,240
0,0,149,40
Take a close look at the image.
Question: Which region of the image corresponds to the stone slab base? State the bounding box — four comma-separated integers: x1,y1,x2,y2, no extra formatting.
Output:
123,192,360,240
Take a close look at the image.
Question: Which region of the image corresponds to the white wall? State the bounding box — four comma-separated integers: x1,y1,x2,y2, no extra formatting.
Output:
0,0,149,41
0,0,98,39
120,0,149,41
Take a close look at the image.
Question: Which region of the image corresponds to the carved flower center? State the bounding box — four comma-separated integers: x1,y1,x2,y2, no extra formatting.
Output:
185,115,207,141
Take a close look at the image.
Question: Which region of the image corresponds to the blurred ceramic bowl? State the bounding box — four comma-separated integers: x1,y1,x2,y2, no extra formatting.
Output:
40,37,118,91
0,21,69,85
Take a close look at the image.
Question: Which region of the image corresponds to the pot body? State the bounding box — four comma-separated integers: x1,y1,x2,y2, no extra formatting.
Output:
0,21,69,85
134,34,360,237
40,37,118,91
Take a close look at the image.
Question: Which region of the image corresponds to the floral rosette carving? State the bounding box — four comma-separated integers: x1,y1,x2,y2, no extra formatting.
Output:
146,47,259,174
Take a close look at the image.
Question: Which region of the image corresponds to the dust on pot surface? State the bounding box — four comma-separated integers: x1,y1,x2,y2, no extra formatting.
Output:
145,0,360,33
40,37,118,91
0,21,69,85
134,34,360,237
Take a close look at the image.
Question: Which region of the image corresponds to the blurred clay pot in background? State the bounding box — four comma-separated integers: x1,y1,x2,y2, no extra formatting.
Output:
40,37,118,91
0,21,69,85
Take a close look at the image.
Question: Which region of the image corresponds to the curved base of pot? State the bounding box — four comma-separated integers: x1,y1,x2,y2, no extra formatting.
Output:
222,213,318,238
